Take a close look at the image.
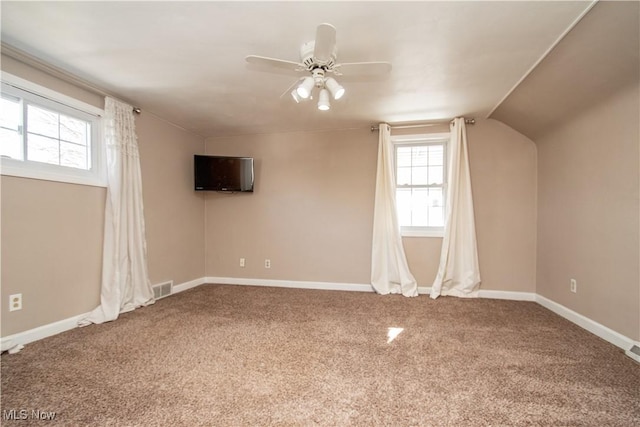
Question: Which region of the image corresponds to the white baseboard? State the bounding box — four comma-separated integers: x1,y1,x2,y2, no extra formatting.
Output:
172,276,207,294
202,281,433,297
1,276,207,352
203,280,536,302
417,286,431,294
205,278,634,356
205,276,374,293
1,311,91,351
479,289,537,301
536,294,635,354
4,276,636,361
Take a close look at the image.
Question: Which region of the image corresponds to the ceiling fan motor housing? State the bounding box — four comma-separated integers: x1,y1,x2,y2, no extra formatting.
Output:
312,68,327,88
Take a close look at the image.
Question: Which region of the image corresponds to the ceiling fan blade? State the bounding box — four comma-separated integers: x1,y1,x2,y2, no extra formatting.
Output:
313,23,336,63
245,55,304,72
333,62,392,76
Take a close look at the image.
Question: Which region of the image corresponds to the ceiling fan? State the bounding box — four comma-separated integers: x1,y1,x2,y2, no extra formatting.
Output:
245,23,392,111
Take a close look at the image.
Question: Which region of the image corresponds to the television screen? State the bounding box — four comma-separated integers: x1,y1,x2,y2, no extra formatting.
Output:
194,155,254,192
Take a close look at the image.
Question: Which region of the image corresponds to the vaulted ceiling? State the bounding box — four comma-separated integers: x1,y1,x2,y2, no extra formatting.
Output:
2,1,634,139
490,0,639,140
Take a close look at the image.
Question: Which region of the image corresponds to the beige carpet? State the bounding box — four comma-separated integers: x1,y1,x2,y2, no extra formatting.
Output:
1,284,639,426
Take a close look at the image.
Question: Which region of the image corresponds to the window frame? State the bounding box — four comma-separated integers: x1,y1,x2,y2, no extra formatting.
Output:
1,72,106,187
392,132,449,238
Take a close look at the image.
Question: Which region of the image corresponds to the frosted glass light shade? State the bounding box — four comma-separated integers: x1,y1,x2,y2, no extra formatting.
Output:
317,89,330,111
325,77,345,100
296,77,314,99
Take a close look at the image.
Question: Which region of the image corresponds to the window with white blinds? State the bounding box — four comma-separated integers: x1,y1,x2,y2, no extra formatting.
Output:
393,133,449,237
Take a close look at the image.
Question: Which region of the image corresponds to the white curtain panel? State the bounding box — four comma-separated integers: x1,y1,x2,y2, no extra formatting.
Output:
430,118,481,299
79,97,154,326
371,123,418,297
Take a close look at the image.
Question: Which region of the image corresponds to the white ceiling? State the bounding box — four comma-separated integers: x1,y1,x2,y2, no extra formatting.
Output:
1,1,594,138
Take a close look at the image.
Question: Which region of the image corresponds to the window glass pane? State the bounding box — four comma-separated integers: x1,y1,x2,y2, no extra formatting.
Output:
411,188,428,226
28,104,59,138
0,127,24,160
396,166,412,186
396,188,412,226
428,165,443,185
0,96,21,131
428,187,443,207
60,141,87,169
394,139,447,231
427,188,444,226
27,133,59,165
1,95,25,161
428,145,444,166
429,205,444,227
412,146,428,166
1,79,103,185
25,105,92,171
412,166,428,185
60,115,89,146
396,146,412,167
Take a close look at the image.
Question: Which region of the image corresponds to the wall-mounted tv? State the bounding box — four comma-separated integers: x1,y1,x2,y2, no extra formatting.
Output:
194,155,254,192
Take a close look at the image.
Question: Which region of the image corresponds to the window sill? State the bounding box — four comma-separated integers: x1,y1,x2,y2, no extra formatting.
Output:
1,160,106,188
401,227,444,238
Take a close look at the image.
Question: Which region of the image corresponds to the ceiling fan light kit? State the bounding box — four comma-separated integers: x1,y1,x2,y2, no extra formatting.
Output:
296,76,315,99
246,23,391,112
318,89,331,111
325,77,345,100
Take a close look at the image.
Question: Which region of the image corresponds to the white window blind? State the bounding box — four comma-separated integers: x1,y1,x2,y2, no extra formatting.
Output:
393,133,449,237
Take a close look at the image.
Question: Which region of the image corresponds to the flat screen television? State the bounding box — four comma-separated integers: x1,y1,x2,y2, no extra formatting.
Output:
194,155,254,192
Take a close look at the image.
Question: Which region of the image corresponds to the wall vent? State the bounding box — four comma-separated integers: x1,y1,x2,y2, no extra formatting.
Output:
153,281,173,300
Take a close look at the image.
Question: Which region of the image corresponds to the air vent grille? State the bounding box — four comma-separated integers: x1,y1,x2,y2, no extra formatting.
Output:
152,281,173,300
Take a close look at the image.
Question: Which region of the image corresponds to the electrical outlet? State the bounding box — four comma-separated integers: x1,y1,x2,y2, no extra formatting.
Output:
570,279,577,293
240,258,245,267
265,259,271,269
9,294,22,311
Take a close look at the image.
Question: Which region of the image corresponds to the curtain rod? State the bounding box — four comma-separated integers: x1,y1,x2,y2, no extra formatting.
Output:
370,118,475,132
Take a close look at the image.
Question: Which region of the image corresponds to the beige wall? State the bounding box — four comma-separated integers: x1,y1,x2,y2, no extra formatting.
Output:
1,177,105,335
402,120,538,291
1,54,104,109
204,129,377,284
137,115,205,286
448,119,537,292
204,120,538,292
1,55,205,336
535,83,640,340
1,54,106,336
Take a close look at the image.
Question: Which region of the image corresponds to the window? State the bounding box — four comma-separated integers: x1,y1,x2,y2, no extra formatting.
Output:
0,73,105,186
393,133,449,237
